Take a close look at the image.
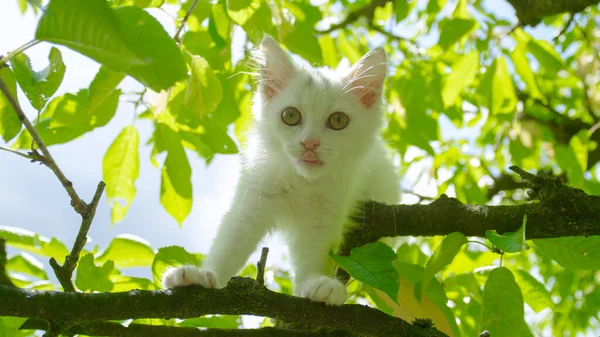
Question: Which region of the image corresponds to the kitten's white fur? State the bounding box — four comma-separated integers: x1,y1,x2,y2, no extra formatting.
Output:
162,37,400,306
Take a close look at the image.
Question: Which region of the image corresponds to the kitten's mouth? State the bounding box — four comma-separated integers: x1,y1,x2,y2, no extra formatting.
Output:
300,151,323,166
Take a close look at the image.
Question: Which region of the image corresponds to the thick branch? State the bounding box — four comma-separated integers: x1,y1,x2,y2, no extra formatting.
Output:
341,168,600,255
506,0,599,26
22,319,332,337
0,77,87,214
50,181,106,292
0,278,445,337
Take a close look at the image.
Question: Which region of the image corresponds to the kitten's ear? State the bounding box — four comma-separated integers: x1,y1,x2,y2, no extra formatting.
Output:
344,48,387,108
253,36,295,100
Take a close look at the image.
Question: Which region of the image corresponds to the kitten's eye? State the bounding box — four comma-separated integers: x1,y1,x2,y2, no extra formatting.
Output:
327,112,349,130
281,107,302,126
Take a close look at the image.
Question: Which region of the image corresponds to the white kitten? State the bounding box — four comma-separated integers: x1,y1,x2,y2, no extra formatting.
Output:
162,37,400,305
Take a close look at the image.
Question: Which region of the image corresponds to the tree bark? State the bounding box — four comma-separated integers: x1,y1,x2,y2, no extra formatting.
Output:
505,0,600,26
341,168,600,256
0,279,445,337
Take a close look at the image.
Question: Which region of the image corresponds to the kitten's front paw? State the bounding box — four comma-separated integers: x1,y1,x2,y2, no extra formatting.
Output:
162,266,220,289
299,276,347,306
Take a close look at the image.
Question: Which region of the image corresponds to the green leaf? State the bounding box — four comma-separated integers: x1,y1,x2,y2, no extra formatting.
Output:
180,315,240,328
393,0,413,22
513,270,554,313
152,245,201,285
555,131,588,188
14,67,124,148
6,253,48,280
179,56,223,126
35,0,146,71
527,39,564,75
417,232,467,301
318,35,340,68
0,67,22,142
479,56,517,116
96,234,154,268
0,316,29,337
510,44,543,100
75,254,114,292
442,51,479,107
330,242,399,302
103,126,140,223
36,0,187,91
486,215,529,253
113,6,188,91
111,0,165,7
337,30,362,64
239,1,272,44
438,18,476,50
111,275,156,291
155,123,193,224
226,0,260,26
284,24,323,65
531,236,600,270
10,47,65,111
0,226,69,263
480,267,525,336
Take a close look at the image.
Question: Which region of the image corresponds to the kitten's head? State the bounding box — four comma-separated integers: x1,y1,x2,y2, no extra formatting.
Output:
252,37,387,179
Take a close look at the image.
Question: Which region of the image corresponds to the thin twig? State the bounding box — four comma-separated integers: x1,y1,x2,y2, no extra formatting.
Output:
509,166,539,184
0,39,40,67
553,14,575,42
316,0,389,34
0,145,31,160
369,23,420,47
50,181,106,292
0,77,88,214
174,0,199,43
256,247,269,286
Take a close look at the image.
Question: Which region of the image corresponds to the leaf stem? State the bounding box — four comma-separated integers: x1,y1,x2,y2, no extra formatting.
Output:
0,40,40,67
467,240,493,251
0,145,30,159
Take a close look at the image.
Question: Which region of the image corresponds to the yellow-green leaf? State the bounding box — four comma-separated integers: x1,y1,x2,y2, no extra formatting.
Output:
103,126,140,223
96,234,154,268
442,51,479,107
480,267,525,336
155,123,193,225
0,67,22,142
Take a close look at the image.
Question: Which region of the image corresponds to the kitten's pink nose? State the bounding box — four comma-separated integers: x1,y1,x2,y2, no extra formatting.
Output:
301,139,320,150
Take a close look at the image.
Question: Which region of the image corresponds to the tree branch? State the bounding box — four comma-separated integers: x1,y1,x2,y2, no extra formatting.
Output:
50,181,106,292
256,247,269,286
505,0,599,26
0,78,87,215
22,319,335,337
174,0,199,43
340,167,600,256
0,278,445,337
368,23,421,48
